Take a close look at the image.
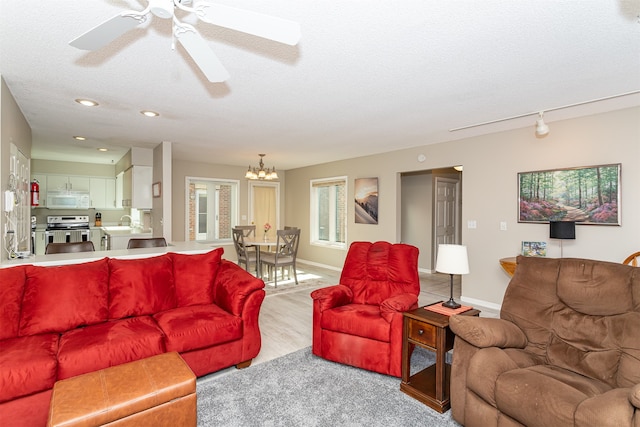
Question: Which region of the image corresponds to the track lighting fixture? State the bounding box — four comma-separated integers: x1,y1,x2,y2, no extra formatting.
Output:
535,112,549,138
448,90,640,135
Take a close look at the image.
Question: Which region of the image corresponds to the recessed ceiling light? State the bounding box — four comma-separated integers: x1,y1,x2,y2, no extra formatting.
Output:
140,110,159,117
97,148,108,152
75,98,99,107
73,136,87,141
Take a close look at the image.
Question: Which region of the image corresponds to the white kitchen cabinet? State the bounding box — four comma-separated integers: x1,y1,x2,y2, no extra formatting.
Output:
122,166,152,209
90,178,106,208
89,177,117,209
105,178,116,209
115,172,124,209
47,175,90,192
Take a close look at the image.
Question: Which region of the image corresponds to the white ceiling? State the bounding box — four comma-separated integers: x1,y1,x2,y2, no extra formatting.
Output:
1,1,639,170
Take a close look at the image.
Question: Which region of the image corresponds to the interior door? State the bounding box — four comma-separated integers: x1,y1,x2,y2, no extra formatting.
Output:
249,182,279,238
433,176,460,263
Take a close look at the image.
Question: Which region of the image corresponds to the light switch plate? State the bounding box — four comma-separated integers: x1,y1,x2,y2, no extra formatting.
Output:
467,220,477,229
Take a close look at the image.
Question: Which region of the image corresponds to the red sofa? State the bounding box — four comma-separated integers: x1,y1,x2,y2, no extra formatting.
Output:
311,241,420,377
0,248,265,427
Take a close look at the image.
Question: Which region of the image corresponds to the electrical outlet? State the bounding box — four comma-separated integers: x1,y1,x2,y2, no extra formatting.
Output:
500,221,507,231
467,220,477,229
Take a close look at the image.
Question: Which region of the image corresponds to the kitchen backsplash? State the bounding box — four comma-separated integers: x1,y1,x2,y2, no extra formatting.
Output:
32,208,129,227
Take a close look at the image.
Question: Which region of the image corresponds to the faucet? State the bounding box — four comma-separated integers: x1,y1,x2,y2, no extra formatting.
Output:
119,215,133,226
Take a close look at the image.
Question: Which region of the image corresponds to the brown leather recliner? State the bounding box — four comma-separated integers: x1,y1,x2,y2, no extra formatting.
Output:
449,256,640,427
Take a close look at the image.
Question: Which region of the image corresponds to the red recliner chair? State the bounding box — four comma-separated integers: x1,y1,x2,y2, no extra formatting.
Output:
311,241,420,377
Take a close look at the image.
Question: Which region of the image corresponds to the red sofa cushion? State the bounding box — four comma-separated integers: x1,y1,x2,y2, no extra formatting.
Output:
0,334,58,403
57,316,165,380
19,259,109,336
108,254,177,319
171,248,223,307
0,265,26,340
320,304,390,342
154,304,242,353
340,241,420,305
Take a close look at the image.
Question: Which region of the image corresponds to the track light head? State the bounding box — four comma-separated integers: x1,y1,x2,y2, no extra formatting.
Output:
535,112,550,138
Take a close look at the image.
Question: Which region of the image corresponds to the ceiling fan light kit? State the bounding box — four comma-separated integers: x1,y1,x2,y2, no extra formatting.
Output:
69,0,301,83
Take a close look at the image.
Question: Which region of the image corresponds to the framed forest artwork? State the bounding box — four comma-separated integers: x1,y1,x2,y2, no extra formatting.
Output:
518,163,621,225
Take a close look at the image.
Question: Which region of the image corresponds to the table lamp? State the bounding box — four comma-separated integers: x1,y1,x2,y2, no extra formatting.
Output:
549,221,575,258
435,244,469,309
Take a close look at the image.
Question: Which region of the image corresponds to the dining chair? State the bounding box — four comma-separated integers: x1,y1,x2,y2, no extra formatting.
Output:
622,251,640,266
45,241,95,254
232,228,259,276
260,228,300,287
127,237,168,249
235,225,256,237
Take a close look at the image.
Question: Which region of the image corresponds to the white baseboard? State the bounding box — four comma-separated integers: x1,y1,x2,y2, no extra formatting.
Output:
295,258,342,272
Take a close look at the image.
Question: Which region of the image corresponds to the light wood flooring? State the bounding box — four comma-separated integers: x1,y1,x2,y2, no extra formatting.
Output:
253,261,498,366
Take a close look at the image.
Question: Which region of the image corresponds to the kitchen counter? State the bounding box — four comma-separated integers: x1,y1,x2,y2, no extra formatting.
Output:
1,241,225,267
100,226,153,250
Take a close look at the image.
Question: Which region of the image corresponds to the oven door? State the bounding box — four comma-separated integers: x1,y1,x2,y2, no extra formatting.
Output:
45,230,89,244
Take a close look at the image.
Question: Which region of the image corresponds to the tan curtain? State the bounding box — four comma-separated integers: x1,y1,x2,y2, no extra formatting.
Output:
253,186,276,238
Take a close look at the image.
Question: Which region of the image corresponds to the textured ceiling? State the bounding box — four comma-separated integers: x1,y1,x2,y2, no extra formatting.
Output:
1,0,639,169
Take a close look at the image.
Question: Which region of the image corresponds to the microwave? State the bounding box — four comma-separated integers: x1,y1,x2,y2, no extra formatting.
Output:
46,191,90,209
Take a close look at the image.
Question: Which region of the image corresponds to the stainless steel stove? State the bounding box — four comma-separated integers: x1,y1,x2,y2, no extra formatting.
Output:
45,215,91,244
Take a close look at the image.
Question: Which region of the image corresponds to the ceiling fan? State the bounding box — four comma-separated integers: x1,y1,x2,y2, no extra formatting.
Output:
69,0,301,82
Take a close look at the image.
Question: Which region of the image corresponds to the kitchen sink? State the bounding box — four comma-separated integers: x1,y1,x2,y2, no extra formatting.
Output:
101,226,135,231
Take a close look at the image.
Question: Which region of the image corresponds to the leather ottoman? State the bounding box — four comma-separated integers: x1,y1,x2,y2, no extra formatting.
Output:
47,352,196,427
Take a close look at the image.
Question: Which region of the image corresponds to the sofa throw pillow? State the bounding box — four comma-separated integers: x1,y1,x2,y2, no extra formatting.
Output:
108,254,176,319
171,248,223,307
19,259,109,336
0,265,27,340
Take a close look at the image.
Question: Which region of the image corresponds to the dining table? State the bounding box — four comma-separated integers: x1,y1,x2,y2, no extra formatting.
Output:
243,236,278,278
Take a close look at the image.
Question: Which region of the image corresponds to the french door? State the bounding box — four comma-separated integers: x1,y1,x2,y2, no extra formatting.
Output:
186,177,238,242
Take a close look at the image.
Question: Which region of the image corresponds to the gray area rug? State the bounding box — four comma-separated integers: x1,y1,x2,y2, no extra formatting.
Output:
197,347,461,426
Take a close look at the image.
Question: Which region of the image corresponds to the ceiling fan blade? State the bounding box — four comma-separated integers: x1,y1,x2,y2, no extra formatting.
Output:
195,3,301,46
175,24,230,83
69,10,149,50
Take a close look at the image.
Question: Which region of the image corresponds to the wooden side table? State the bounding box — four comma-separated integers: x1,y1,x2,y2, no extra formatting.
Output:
400,305,480,412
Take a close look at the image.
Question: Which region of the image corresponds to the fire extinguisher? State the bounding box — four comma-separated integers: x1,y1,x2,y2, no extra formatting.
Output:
30,179,39,207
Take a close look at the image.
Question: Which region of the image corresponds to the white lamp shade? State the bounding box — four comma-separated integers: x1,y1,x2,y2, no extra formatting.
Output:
435,244,469,275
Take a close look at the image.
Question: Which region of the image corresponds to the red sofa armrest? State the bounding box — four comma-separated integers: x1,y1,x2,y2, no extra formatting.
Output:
380,293,418,322
213,260,265,316
310,285,353,311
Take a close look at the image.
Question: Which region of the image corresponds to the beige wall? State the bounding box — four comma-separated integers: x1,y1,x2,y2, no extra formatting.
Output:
1,76,32,180
31,159,115,177
152,142,172,240
285,106,640,308
171,159,287,251
1,77,32,260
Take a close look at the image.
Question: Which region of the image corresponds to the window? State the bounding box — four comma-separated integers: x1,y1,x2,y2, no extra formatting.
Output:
186,178,239,242
310,177,347,248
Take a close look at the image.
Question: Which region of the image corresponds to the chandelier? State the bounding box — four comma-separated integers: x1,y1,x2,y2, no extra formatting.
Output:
245,154,278,180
